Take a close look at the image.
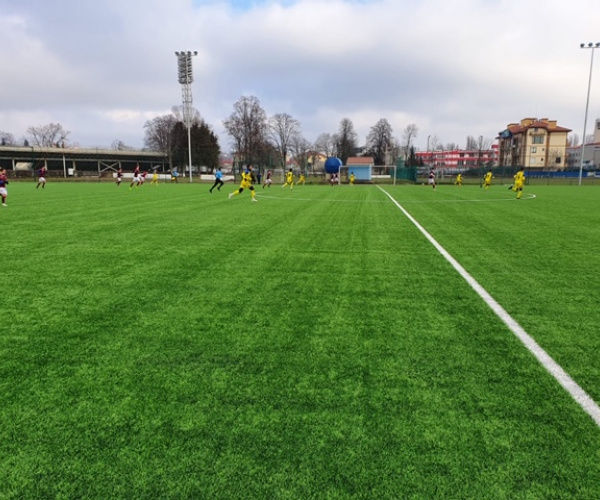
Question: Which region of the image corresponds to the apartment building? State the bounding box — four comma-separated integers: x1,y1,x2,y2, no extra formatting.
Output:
497,118,571,169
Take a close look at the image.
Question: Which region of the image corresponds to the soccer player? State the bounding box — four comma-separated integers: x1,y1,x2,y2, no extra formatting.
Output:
139,171,148,186
171,170,179,183
297,172,306,185
229,165,258,202
282,168,294,190
36,165,47,189
150,170,159,186
511,167,526,199
483,170,493,190
263,170,272,189
349,172,356,185
330,173,338,186
0,168,8,206
116,167,123,186
129,164,140,190
455,173,463,186
428,168,436,190
209,167,224,193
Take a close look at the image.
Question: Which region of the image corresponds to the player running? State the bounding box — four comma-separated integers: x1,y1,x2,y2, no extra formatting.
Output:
229,165,258,202
483,170,493,190
349,172,356,185
129,164,141,190
455,173,463,186
282,168,294,190
263,170,272,189
36,165,47,189
428,168,436,190
150,170,159,186
209,167,224,193
510,167,526,199
297,172,306,185
116,167,123,186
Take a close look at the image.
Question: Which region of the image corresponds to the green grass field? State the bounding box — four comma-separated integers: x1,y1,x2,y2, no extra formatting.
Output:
2,180,600,499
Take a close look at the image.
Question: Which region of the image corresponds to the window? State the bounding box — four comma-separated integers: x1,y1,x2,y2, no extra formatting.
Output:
531,147,537,153
531,158,536,164
532,135,544,144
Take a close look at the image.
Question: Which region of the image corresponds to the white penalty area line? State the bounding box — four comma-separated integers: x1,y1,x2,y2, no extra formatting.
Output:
378,185,600,428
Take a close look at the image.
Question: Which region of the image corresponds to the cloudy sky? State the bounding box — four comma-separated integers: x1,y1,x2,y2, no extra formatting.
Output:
1,0,599,152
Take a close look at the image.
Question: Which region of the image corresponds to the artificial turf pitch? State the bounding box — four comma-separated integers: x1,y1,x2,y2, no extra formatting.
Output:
1,181,600,499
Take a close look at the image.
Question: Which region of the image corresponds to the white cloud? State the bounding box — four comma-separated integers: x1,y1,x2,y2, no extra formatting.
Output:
1,0,599,149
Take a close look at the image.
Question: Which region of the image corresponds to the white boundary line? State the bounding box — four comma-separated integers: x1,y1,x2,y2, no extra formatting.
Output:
378,185,600,428
256,191,537,204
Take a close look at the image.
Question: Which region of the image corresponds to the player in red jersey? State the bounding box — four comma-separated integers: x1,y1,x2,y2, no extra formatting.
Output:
116,167,123,186
140,171,148,185
129,164,141,190
428,168,436,190
36,165,47,189
262,170,272,189
0,168,8,206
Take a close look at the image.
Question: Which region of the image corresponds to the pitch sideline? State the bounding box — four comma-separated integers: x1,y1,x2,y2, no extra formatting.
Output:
377,185,600,428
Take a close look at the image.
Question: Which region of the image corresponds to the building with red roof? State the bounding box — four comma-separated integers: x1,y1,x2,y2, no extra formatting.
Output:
497,118,571,169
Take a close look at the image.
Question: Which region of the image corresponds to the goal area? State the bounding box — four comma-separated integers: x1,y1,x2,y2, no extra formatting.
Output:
338,164,397,185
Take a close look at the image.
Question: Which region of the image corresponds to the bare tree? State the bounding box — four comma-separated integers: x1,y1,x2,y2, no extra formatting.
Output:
289,134,313,172
223,95,269,170
144,114,178,169
111,139,134,151
269,113,300,169
334,118,358,164
314,133,336,156
402,124,418,160
27,123,70,147
548,148,564,169
0,131,16,146
428,134,441,150
365,118,394,165
388,138,402,166
465,135,479,150
568,133,580,147
445,142,459,150
171,105,202,126
474,136,493,168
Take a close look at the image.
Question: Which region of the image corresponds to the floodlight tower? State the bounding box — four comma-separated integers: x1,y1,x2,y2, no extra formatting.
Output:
175,50,198,183
578,42,600,186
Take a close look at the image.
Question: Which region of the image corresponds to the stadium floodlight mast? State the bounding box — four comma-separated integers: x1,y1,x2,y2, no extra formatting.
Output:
578,42,600,186
175,50,198,183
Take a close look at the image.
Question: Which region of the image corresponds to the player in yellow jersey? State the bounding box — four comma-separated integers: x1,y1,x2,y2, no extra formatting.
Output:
483,170,493,190
349,172,356,185
150,170,159,186
297,172,306,185
282,168,294,190
455,173,462,186
510,167,526,199
229,165,258,202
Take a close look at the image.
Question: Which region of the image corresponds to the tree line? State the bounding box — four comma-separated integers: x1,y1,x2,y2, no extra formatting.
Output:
1,95,500,172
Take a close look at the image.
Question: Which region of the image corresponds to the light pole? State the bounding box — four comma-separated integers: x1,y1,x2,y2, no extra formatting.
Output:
427,135,431,168
175,50,197,183
578,42,600,186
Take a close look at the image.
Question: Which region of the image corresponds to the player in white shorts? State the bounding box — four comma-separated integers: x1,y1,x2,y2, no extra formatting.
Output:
0,168,8,206
262,170,273,188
